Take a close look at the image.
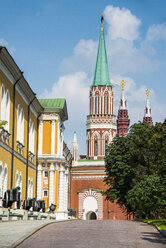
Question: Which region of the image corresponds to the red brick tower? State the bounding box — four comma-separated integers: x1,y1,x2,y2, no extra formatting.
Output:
117,80,130,136
143,89,153,125
70,16,127,220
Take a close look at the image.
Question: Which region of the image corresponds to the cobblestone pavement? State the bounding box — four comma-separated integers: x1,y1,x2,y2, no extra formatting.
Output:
17,220,166,248
0,220,67,248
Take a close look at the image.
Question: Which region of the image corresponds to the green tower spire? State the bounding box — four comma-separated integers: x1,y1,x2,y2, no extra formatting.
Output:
92,15,111,86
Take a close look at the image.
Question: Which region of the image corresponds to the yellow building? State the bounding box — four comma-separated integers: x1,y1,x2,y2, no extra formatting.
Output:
0,46,43,207
37,99,71,219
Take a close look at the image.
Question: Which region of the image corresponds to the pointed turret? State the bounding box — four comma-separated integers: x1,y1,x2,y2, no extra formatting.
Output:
92,15,111,86
72,131,78,163
117,80,130,136
143,89,153,125
86,15,116,160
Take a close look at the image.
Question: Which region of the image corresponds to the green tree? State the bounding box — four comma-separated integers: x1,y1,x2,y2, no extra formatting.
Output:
127,175,166,219
104,122,166,217
104,135,134,213
0,120,7,129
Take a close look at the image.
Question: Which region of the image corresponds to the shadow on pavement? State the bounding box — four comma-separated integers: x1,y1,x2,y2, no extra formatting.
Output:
141,232,166,245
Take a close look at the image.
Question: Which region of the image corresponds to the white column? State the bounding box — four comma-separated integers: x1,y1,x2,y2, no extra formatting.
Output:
37,163,42,200
49,163,54,207
58,166,65,211
57,120,60,155
63,168,68,211
51,120,55,155
38,120,43,155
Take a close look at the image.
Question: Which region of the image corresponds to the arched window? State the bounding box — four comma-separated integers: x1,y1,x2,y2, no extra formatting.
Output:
1,84,6,121
0,163,3,207
19,173,22,204
105,140,108,155
31,179,33,198
3,166,8,196
96,95,99,114
15,171,19,187
105,95,108,114
29,119,32,151
6,90,10,132
17,105,21,141
21,108,24,144
28,178,31,199
94,140,98,156
31,122,35,153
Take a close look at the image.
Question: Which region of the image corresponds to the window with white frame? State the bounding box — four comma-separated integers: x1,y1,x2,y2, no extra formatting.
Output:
19,173,22,201
6,90,10,132
17,105,24,144
1,84,6,121
20,108,24,144
29,119,35,153
28,178,31,198
0,163,3,207
1,85,11,132
43,190,48,197
3,166,7,197
31,179,33,198
17,105,21,141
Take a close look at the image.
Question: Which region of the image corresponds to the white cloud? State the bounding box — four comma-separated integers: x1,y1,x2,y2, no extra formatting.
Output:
60,39,97,75
104,5,141,41
146,23,166,42
40,71,90,153
0,38,15,54
41,5,166,154
0,38,8,47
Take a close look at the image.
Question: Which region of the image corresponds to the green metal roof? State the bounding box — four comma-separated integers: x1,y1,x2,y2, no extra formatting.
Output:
38,98,66,109
92,30,111,86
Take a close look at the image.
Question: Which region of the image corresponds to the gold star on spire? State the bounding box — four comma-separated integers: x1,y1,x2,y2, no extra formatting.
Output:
120,80,126,91
101,14,104,31
146,89,150,99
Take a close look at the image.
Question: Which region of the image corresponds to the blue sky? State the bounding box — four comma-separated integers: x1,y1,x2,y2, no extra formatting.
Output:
1,0,166,154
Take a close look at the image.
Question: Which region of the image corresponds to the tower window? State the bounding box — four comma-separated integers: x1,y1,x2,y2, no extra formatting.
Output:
105,95,108,114
96,95,99,114
105,140,108,154
94,140,98,156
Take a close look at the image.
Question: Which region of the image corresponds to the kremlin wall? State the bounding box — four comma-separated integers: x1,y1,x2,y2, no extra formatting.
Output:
0,17,153,221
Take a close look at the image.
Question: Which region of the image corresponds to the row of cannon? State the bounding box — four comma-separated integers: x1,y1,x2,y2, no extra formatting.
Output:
1,187,76,217
2,186,56,213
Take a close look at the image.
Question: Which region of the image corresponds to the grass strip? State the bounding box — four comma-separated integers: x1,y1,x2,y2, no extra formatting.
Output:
135,219,166,230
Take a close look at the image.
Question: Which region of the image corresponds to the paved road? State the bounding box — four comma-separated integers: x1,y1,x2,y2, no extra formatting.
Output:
0,220,68,248
17,220,166,248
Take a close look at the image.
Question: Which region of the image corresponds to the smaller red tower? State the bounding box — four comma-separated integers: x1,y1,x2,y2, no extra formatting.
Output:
143,89,153,125
117,80,130,136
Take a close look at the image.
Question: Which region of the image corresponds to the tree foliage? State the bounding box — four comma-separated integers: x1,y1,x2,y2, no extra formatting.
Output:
104,122,166,218
0,120,7,129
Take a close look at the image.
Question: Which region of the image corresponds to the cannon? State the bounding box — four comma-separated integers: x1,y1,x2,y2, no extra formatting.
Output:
49,203,56,213
68,208,76,218
23,199,46,212
35,200,46,212
3,187,21,208
23,198,36,211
